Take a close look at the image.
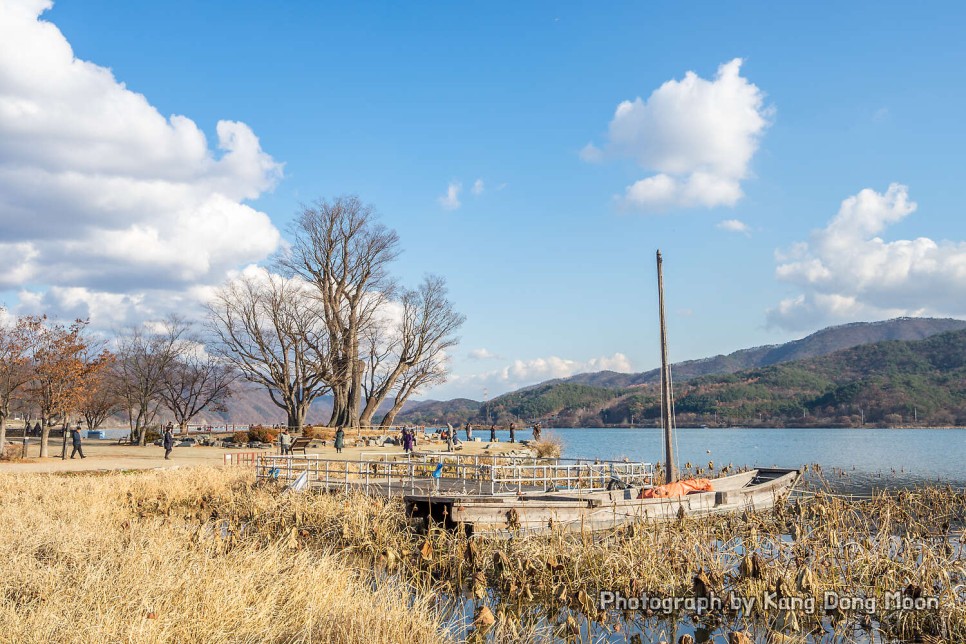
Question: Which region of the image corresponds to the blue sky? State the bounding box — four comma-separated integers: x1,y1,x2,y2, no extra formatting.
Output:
2,0,966,399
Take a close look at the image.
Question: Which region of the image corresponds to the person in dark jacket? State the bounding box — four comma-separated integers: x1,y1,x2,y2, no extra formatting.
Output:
69,422,85,459
334,427,345,454
489,424,497,442
162,424,174,460
509,422,516,443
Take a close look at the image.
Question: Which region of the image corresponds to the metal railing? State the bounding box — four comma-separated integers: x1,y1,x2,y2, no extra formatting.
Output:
254,453,653,496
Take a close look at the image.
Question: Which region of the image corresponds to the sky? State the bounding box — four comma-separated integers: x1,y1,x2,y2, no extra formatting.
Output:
2,0,966,401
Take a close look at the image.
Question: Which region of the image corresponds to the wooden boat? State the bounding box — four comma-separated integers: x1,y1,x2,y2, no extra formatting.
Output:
406,466,800,536
404,250,801,535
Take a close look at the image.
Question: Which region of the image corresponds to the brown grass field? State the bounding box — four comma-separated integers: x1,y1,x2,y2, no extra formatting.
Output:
1,463,964,643
0,467,448,644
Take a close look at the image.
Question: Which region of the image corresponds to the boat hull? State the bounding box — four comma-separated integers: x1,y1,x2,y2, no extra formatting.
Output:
405,467,801,537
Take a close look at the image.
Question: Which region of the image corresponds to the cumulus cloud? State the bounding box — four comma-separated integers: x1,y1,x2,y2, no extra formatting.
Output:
768,183,966,329
439,352,633,399
471,179,485,196
0,0,282,328
587,59,771,211
438,181,462,210
717,219,750,234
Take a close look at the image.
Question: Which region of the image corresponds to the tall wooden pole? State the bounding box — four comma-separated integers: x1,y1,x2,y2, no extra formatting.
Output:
657,250,677,484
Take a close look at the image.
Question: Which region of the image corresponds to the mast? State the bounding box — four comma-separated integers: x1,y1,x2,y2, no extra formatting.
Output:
656,250,677,484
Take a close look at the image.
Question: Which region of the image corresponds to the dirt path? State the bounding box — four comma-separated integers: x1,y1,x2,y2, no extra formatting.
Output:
0,436,533,474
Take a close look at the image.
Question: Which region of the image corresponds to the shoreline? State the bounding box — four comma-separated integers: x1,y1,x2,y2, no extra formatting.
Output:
0,436,534,474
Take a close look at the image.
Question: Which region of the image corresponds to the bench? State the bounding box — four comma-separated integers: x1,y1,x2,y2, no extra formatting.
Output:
289,436,313,455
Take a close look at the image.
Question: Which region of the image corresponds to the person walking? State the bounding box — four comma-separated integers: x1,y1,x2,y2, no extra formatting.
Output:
532,423,542,441
445,423,454,452
489,424,497,443
69,422,85,459
279,429,292,455
334,427,345,454
465,423,473,442
403,427,414,453
509,422,516,444
162,424,174,460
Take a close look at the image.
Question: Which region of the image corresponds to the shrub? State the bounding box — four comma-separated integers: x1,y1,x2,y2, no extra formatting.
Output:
1,442,21,461
232,431,250,444
248,426,279,444
301,426,330,439
532,433,563,458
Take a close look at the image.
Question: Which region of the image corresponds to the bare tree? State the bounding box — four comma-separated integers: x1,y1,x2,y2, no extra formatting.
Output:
113,317,188,445
207,269,333,431
359,275,464,427
379,353,449,429
160,344,237,435
278,195,400,428
78,362,122,431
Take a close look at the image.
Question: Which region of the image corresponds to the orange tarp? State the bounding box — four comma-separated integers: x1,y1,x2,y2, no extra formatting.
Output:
638,478,714,499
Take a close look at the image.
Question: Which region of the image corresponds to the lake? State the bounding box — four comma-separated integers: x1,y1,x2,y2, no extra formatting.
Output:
546,426,966,491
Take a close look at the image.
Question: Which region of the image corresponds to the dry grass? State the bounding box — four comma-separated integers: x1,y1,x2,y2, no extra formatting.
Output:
530,433,563,459
1,441,21,461
3,465,964,643
0,467,447,644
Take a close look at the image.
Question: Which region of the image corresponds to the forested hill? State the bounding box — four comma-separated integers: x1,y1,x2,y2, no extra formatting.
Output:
561,317,966,388
397,323,966,428
210,317,966,426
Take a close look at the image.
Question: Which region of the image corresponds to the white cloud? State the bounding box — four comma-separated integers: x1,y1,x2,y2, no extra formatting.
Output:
471,179,485,196
717,218,750,234
439,352,633,399
768,183,966,330
0,0,282,327
579,143,603,163
438,181,462,210
468,348,499,360
590,59,771,211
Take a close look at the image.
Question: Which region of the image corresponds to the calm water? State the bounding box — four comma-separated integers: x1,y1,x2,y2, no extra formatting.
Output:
549,426,966,491
88,425,966,489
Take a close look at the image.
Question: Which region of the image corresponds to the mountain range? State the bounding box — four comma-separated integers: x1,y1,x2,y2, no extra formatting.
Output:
396,317,966,427
194,316,966,427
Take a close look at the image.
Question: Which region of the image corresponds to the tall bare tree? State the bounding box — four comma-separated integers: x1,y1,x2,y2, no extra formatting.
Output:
113,317,188,445
160,344,237,435
278,195,400,428
207,270,333,431
359,275,464,427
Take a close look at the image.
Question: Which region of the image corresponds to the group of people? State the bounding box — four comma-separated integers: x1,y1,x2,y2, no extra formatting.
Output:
400,426,417,453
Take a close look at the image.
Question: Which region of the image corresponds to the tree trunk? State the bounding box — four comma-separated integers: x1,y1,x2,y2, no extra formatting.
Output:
286,407,305,433
379,400,406,429
180,421,189,435
360,361,409,429
39,419,49,458
347,359,364,429
0,414,6,452
328,384,348,427
137,404,148,446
